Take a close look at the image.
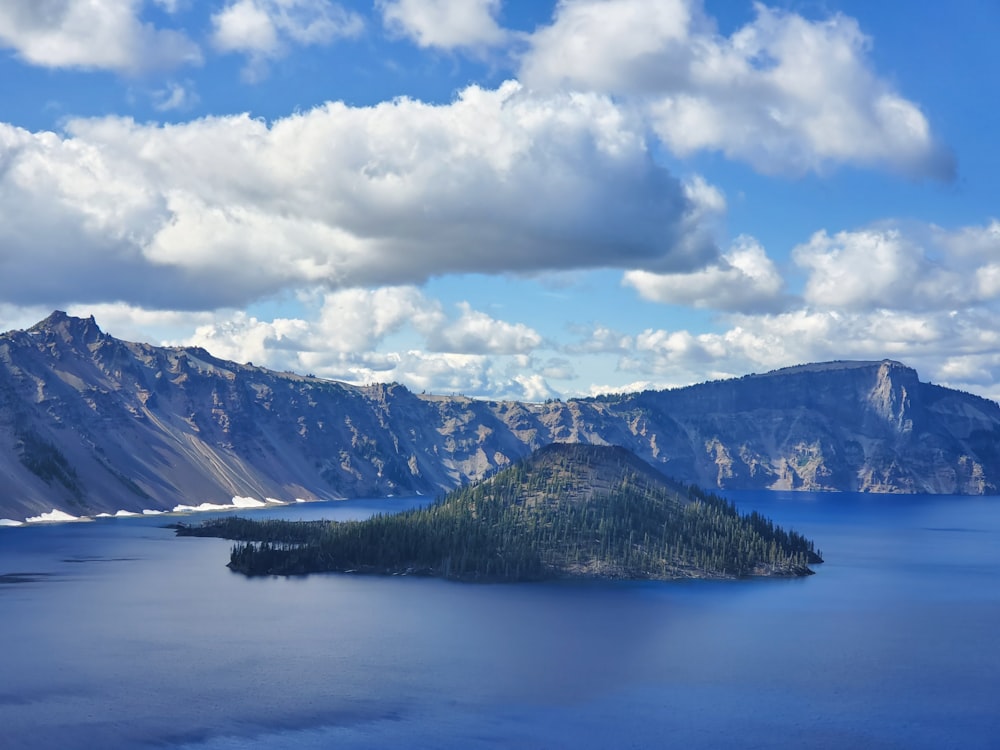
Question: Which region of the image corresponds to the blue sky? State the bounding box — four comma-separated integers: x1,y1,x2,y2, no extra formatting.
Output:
1,0,999,401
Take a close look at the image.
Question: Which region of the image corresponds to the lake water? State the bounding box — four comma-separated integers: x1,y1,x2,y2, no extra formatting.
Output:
1,492,998,749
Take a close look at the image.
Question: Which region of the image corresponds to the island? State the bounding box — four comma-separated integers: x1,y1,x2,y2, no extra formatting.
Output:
176,443,823,581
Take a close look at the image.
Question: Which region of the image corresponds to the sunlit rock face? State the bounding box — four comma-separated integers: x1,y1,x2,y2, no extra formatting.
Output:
1,313,998,521
607,359,999,495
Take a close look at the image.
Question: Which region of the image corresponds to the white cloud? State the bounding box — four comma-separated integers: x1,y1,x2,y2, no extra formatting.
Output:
567,325,632,354
0,81,712,311
608,303,1000,402
624,235,784,312
520,0,952,178
793,223,1000,313
151,81,198,111
378,0,506,50
312,287,445,353
427,302,543,354
182,313,311,367
213,1,280,56
169,287,549,397
513,373,557,401
521,0,698,93
0,0,201,74
287,347,554,401
212,0,363,78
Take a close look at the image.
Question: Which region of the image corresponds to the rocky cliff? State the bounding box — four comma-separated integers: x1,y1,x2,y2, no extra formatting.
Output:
1,312,998,521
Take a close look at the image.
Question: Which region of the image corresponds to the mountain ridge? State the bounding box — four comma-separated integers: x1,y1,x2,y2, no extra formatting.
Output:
1,312,999,521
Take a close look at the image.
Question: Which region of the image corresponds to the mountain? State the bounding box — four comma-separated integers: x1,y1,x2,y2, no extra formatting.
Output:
178,443,822,581
2,312,999,521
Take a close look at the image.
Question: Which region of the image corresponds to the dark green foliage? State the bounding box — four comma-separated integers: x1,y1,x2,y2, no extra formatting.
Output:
179,444,822,581
16,428,83,499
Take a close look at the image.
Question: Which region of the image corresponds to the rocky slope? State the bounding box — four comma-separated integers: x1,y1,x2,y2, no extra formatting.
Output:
1,312,999,521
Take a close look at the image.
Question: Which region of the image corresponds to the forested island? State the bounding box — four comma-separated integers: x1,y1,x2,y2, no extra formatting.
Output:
176,444,822,582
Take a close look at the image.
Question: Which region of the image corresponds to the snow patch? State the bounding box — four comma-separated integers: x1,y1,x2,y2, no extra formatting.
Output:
169,497,287,514
231,496,267,508
0,518,24,527
26,509,83,523
173,502,232,513
142,509,165,516
115,510,140,517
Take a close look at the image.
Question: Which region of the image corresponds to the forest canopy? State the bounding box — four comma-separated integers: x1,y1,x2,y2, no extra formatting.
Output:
177,444,822,582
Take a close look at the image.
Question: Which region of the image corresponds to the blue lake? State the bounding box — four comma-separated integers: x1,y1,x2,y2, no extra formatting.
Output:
1,492,998,749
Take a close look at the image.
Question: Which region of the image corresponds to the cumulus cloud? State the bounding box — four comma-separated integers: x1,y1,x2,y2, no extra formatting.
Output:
182,313,312,368
0,82,713,311
601,218,1000,399
624,235,784,312
427,302,543,354
180,287,440,366
793,223,1000,312
212,0,363,78
608,302,1000,402
0,0,201,74
291,348,555,401
170,287,549,397
378,0,506,50
520,0,952,178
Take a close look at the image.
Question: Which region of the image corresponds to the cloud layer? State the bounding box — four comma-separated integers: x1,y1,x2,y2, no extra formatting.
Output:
0,1,987,404
520,0,953,178
378,0,506,50
0,81,714,310
211,0,363,78
0,0,201,73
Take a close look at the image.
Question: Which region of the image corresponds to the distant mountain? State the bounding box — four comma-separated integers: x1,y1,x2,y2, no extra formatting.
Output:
179,443,822,581
1,312,999,521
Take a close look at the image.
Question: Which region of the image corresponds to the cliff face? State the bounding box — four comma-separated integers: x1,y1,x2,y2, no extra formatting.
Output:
1,312,998,521
613,360,1000,494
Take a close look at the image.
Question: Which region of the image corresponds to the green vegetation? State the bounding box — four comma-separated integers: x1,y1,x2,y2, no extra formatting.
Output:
178,444,822,581
15,427,83,501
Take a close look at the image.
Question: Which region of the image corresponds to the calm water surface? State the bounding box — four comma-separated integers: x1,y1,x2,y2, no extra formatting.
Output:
1,493,998,749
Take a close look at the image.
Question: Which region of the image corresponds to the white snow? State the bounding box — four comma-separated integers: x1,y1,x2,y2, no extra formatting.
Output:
265,497,284,504
114,510,139,517
231,496,267,508
173,502,231,513
0,518,24,527
142,509,165,516
26,509,83,523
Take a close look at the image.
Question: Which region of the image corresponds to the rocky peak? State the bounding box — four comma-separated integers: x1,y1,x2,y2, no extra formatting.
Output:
29,310,107,349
